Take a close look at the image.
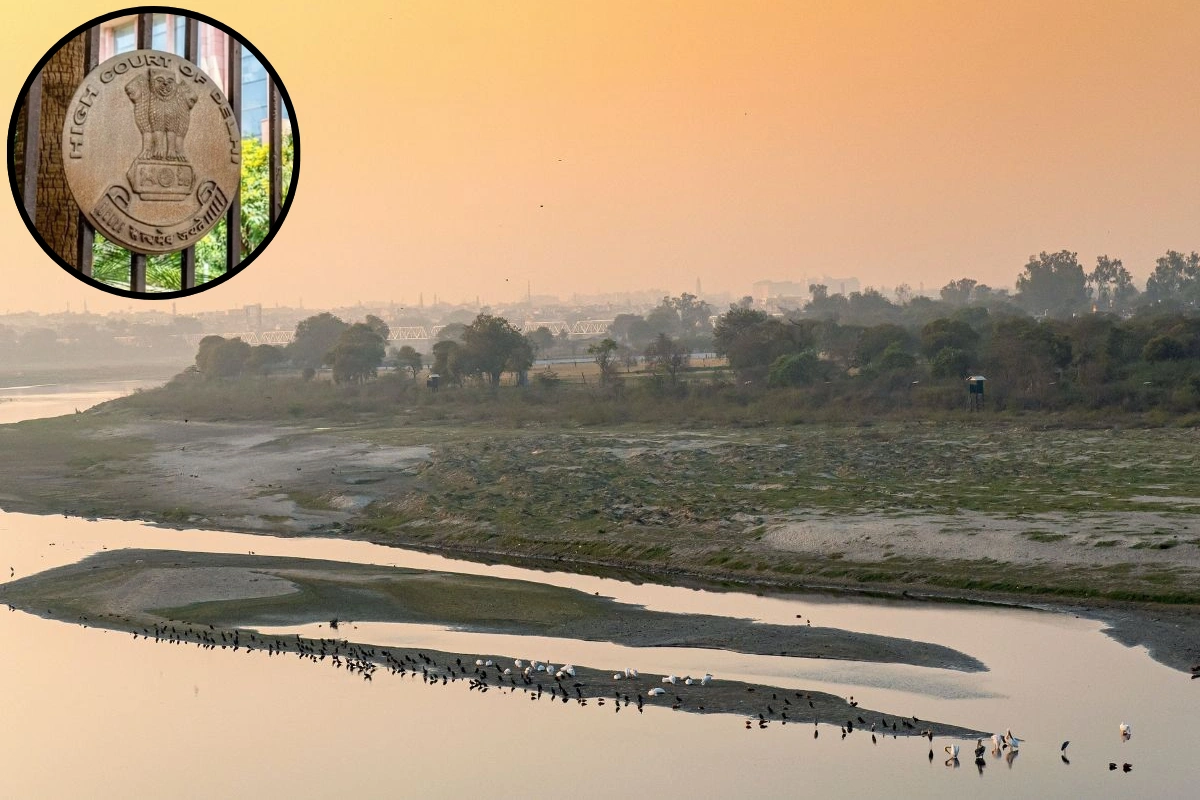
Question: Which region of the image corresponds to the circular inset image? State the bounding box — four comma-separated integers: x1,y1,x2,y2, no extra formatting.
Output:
7,7,299,298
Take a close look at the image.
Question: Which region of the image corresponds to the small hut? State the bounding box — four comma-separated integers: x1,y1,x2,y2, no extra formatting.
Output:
966,375,986,410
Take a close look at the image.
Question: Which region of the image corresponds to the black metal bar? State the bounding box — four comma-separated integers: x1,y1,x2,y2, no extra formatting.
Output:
225,37,242,272
184,17,198,61
131,254,147,292
129,14,153,289
180,16,199,289
268,77,281,225
21,70,43,224
77,26,100,277
136,12,152,49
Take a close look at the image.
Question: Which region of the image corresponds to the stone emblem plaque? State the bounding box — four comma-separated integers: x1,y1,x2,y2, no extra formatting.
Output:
62,49,240,255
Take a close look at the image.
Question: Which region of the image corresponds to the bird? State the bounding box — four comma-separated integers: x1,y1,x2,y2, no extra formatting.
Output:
1061,741,1070,752
1119,722,1132,739
1005,729,1022,749
1123,763,1133,773
974,739,986,759
613,673,623,680
945,745,960,760
990,734,1003,755
647,687,666,697
701,673,713,686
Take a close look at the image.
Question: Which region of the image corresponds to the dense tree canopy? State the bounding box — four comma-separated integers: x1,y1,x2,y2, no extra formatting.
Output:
326,323,386,384
287,313,348,370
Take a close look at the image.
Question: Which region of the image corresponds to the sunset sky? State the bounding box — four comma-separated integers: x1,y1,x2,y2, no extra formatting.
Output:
3,0,1197,314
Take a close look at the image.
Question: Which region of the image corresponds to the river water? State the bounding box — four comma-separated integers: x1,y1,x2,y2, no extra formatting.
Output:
0,384,1196,798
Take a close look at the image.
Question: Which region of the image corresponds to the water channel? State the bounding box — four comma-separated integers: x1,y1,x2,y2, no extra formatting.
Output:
0,383,1196,797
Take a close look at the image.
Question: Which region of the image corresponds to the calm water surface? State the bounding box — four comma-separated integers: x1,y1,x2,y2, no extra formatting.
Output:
0,388,1196,798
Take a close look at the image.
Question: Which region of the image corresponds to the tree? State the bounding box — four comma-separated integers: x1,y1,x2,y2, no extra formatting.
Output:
671,293,713,335
645,302,681,337
326,323,386,384
1144,250,1200,308
195,336,251,379
287,313,347,370
392,345,424,379
1088,255,1137,312
431,340,465,385
920,318,979,359
588,338,620,386
365,314,390,341
767,351,824,386
245,344,286,376
940,278,978,306
856,324,914,367
1143,335,1187,362
461,314,533,386
931,347,971,379
1015,251,1089,317
644,333,690,382
527,326,555,355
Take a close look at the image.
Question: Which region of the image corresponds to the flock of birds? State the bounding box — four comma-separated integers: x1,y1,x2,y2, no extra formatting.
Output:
4,602,1161,779
936,724,1137,775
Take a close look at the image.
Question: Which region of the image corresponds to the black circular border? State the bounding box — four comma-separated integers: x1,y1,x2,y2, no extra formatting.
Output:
5,5,301,300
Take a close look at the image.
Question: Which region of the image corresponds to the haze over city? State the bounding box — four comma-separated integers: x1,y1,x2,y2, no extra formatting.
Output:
4,0,1197,313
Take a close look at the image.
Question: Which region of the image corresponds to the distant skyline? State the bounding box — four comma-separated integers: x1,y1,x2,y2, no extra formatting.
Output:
3,0,1197,314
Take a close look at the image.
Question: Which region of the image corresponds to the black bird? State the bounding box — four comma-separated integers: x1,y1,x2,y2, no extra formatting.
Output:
1109,763,1118,771
1061,741,1070,752
1123,763,1132,773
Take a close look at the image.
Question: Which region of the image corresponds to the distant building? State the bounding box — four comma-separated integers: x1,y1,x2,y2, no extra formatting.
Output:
752,275,862,306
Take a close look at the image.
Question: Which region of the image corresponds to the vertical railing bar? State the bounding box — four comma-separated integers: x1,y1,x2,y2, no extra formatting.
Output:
77,26,100,277
21,71,43,224
130,13,153,292
268,77,281,225
225,37,242,273
180,16,200,289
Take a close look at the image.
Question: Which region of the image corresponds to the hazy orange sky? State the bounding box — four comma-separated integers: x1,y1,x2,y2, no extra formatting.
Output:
3,1,1197,314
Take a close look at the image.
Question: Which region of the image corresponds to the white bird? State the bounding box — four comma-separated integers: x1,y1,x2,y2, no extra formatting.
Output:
990,734,1003,754
514,659,524,668
945,745,960,759
1005,729,1022,749
555,671,565,679
626,668,638,678
531,660,541,669
484,659,493,667
663,675,678,685
685,678,694,685
475,659,484,666
503,668,512,675
613,673,624,680
536,664,546,672
1120,722,1132,738
561,665,576,677
647,687,666,696
701,673,713,686
523,667,532,677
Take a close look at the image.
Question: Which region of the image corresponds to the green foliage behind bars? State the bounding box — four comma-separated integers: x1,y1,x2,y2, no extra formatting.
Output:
92,134,294,292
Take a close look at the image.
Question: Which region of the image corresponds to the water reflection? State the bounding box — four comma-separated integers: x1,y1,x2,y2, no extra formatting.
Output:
1,508,1197,797
0,379,161,424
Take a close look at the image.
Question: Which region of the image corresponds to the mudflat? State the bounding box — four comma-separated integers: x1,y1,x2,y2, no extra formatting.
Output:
0,410,1197,674
0,548,987,736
